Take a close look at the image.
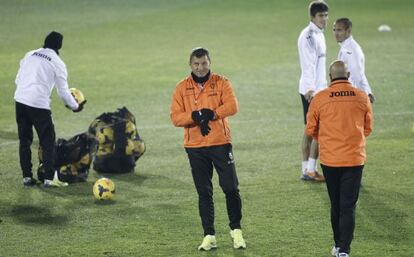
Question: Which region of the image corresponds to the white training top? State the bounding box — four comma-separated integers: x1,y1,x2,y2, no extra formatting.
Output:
14,48,79,110
338,36,372,95
298,22,327,95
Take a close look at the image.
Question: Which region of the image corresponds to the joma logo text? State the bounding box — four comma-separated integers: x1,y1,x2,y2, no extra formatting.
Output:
329,91,356,97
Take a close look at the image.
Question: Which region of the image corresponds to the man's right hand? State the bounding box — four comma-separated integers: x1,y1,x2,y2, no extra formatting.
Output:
304,90,314,102
72,100,86,113
192,110,203,123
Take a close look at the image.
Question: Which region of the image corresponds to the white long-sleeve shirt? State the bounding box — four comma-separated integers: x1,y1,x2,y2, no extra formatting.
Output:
338,36,372,95
14,48,78,110
298,22,327,95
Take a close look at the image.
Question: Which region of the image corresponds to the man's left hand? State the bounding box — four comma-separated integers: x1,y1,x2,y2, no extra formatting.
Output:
368,94,375,103
200,120,211,136
304,90,314,103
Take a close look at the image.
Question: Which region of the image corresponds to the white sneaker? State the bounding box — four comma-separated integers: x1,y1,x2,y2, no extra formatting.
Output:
198,235,217,251
337,253,349,257
44,171,68,187
331,246,339,256
230,229,246,249
23,177,37,186
44,178,68,187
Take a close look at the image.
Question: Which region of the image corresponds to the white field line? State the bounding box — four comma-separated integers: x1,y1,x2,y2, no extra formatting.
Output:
0,111,413,147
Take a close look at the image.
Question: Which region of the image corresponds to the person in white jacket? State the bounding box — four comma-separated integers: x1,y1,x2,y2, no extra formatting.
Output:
14,31,84,187
297,1,329,182
333,17,375,103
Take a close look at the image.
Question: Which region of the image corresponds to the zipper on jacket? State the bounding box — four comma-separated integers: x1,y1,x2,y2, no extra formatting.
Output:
186,127,190,142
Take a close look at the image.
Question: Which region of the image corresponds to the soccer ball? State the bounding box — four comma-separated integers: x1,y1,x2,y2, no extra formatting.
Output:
96,127,114,144
96,145,113,156
93,178,115,200
125,121,136,135
70,88,86,104
134,139,146,155
125,139,146,156
125,139,135,155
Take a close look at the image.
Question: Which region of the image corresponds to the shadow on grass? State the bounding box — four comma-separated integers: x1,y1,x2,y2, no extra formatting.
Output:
9,204,69,226
90,172,149,185
94,199,117,205
0,130,17,140
231,250,247,257
36,182,93,198
197,249,247,257
358,187,412,243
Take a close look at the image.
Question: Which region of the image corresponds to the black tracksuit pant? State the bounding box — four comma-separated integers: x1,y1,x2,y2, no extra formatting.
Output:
16,102,56,180
321,164,363,254
185,144,242,236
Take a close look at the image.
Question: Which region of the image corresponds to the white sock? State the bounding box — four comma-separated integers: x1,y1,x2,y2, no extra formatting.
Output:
53,170,59,180
307,158,316,172
314,160,319,171
302,161,308,174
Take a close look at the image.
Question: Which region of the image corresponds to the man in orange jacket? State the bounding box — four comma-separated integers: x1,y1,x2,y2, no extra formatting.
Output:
170,47,246,251
306,60,373,257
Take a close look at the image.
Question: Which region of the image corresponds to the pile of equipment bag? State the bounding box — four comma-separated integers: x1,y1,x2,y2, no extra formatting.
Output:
38,107,145,183
88,107,146,174
37,132,94,183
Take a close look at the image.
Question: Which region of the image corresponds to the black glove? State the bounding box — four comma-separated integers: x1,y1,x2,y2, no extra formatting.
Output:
200,108,215,121
200,120,211,136
73,100,87,113
368,94,375,104
191,110,203,123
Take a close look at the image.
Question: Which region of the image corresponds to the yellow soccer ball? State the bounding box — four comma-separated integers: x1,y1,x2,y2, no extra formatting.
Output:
93,178,115,200
125,121,136,135
79,153,91,166
134,139,146,155
96,145,113,157
125,139,135,155
102,127,114,141
69,88,86,104
69,87,86,104
96,127,114,144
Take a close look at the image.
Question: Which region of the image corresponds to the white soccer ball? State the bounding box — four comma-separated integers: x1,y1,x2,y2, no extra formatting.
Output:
378,24,391,32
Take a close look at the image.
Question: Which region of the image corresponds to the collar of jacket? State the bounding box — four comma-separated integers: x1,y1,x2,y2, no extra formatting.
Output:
191,70,211,84
339,35,353,48
309,21,324,33
330,78,351,87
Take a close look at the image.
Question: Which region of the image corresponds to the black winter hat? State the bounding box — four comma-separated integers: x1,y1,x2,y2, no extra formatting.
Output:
43,31,63,54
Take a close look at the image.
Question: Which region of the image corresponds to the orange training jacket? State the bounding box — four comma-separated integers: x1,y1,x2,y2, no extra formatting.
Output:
305,79,373,167
170,73,239,148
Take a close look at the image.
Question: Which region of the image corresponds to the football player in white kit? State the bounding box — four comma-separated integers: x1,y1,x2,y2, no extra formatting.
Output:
14,31,84,187
333,17,375,103
297,1,329,182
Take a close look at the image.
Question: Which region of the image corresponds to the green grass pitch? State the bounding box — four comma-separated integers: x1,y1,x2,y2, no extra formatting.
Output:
0,0,413,256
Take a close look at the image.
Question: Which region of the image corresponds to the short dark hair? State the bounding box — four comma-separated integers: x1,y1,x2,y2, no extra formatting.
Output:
335,17,353,30
189,47,210,63
309,1,329,17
